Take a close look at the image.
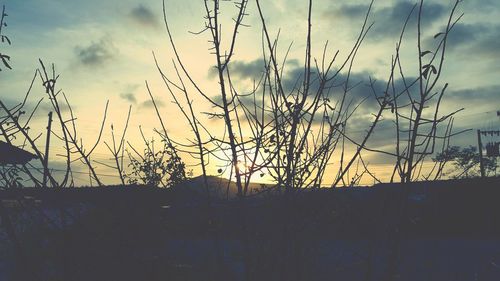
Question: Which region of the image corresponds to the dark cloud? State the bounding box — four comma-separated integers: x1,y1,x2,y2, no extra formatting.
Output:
230,59,266,80
205,59,472,150
129,4,159,28
462,0,500,14
330,4,368,19
208,59,266,80
477,34,500,58
356,85,499,161
278,65,421,114
323,1,447,41
424,22,500,59
445,23,486,48
214,59,422,116
208,59,301,81
202,61,483,164
75,38,116,66
447,86,500,105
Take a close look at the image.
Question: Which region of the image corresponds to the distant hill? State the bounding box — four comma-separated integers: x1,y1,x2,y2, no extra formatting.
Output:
180,175,274,200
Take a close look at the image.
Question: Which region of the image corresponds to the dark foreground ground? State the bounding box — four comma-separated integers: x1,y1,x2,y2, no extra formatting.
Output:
1,177,500,281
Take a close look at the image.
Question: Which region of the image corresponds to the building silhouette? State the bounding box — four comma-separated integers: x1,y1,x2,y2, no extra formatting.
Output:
0,141,37,165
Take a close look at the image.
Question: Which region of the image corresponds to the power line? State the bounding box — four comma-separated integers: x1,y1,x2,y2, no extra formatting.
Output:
24,166,122,178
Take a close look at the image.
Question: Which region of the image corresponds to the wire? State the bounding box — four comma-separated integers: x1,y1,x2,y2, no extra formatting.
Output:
24,166,122,178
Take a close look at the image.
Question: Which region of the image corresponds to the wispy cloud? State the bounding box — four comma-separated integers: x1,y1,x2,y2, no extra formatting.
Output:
119,84,140,104
208,59,266,80
74,37,116,66
120,93,137,104
129,4,159,28
323,1,447,40
436,23,500,59
140,99,165,109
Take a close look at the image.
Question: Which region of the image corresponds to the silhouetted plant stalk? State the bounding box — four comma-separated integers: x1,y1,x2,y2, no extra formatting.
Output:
154,0,468,194
154,0,467,278
0,7,41,280
1,55,188,189
388,0,467,183
0,1,467,188
376,2,466,279
159,0,379,192
156,0,252,277
0,98,59,187
256,0,384,190
0,68,55,187
126,125,186,187
0,58,113,187
98,105,131,185
38,60,108,187
0,4,11,72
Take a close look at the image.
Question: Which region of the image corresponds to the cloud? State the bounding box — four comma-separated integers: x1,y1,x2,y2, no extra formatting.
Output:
209,59,301,81
208,59,266,80
462,0,500,14
74,38,116,66
327,3,370,19
447,86,500,106
119,84,140,104
445,23,487,48
228,59,266,80
424,22,500,59
323,1,447,41
120,93,137,104
129,4,159,28
214,59,393,113
140,99,165,109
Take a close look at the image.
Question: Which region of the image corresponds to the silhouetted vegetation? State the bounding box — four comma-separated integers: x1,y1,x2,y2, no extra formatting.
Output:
434,145,498,178
2,0,500,281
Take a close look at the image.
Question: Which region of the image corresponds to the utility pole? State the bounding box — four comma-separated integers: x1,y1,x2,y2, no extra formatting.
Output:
43,112,53,187
477,129,485,178
477,129,500,178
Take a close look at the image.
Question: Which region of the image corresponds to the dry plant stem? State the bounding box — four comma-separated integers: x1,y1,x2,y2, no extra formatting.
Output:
332,0,415,187
154,53,226,272
154,53,212,196
402,0,462,182
0,124,40,186
38,62,72,187
283,0,313,191
145,81,185,180
64,99,107,187
0,101,59,186
427,118,454,180
104,105,131,185
0,8,40,277
37,60,107,186
161,0,221,108
204,0,246,197
257,0,376,189
42,111,53,187
66,107,104,185
157,0,463,194
404,1,426,183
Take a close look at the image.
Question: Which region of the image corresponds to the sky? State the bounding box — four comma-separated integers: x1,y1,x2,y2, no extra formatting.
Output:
1,0,499,185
